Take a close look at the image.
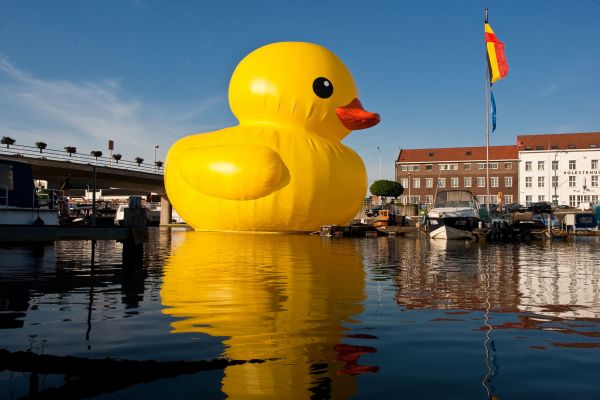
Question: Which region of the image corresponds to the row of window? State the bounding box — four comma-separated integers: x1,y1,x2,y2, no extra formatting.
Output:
399,162,512,171
523,175,599,188
524,159,599,171
402,194,514,205
399,159,600,172
399,176,512,189
521,195,600,207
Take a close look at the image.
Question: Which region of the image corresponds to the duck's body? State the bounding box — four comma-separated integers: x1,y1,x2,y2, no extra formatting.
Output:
165,42,379,232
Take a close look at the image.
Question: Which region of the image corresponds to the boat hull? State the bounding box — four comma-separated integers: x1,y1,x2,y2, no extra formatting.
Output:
427,217,479,240
0,207,59,226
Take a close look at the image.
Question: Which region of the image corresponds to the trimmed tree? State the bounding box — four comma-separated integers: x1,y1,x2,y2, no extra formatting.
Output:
155,160,163,169
1,136,16,149
90,150,103,161
370,180,404,203
112,153,122,163
64,146,77,157
36,142,47,153
135,157,144,168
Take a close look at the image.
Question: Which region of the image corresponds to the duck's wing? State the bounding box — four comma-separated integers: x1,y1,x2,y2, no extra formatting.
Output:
177,144,288,200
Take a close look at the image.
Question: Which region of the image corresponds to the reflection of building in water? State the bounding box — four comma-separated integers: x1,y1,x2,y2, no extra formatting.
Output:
391,239,600,320
161,232,375,399
516,242,600,319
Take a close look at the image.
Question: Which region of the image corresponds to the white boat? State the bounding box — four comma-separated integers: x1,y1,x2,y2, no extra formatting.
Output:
426,190,480,240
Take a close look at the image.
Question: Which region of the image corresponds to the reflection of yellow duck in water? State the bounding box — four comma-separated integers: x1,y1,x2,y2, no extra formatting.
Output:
161,232,377,399
164,42,380,232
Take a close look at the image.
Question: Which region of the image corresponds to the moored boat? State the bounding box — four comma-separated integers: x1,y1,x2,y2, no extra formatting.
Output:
426,190,480,240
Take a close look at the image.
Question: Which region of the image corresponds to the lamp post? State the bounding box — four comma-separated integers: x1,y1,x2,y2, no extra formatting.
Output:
408,172,411,205
377,146,382,180
154,145,159,173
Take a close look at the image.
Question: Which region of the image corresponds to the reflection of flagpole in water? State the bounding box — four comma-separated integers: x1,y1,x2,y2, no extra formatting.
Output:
85,240,96,350
481,253,499,399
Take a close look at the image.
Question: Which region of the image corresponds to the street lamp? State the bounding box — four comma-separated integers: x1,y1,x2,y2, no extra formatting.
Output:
377,146,382,180
154,145,159,173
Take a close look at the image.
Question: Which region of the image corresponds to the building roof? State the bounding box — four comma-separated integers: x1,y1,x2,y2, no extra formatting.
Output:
516,132,600,151
396,145,517,163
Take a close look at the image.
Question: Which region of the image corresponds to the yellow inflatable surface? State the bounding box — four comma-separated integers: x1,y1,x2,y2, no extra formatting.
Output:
165,42,380,231
161,232,374,398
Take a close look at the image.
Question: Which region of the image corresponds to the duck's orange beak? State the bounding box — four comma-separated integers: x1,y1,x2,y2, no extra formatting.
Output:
336,98,380,131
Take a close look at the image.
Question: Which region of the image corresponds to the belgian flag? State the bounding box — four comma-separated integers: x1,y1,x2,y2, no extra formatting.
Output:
485,23,509,83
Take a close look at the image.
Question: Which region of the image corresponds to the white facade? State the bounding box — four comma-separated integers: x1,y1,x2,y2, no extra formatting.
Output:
519,148,600,207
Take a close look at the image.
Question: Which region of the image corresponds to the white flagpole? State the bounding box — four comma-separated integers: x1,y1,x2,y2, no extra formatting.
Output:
485,9,491,214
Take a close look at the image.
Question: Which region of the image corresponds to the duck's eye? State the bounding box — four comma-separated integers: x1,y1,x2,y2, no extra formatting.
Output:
313,77,333,99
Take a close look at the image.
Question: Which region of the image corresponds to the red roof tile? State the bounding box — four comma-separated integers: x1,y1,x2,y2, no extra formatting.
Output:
516,132,600,150
397,145,517,163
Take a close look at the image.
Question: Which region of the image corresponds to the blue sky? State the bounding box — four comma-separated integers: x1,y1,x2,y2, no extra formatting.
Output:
1,0,599,186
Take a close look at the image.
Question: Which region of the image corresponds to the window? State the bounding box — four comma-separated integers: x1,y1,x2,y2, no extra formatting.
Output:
569,160,576,170
490,162,498,169
438,178,446,188
525,177,532,188
569,176,576,187
490,195,498,204
552,160,558,170
592,175,599,187
538,161,544,171
451,177,459,188
400,178,408,188
525,195,532,206
504,162,512,169
425,178,433,188
464,177,472,187
552,176,558,188
504,195,513,204
477,195,486,204
592,160,598,169
525,161,532,171
538,195,545,202
504,176,512,187
400,165,408,171
425,195,433,205
568,144,576,149
412,178,420,188
478,163,486,170
464,163,471,170
477,177,485,187
438,163,458,170
425,164,433,170
538,176,545,188
491,177,499,187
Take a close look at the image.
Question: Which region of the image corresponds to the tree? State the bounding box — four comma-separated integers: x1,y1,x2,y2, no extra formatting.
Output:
135,157,144,168
64,146,77,157
112,153,122,163
1,136,16,149
36,142,47,153
155,160,163,169
90,150,103,161
370,180,404,202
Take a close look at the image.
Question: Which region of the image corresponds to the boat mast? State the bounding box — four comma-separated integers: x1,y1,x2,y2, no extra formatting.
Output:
484,9,491,213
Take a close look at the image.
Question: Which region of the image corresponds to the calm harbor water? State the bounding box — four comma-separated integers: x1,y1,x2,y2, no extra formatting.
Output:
1,228,600,399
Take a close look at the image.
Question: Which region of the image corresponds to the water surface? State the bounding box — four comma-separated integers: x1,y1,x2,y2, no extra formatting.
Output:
1,229,599,399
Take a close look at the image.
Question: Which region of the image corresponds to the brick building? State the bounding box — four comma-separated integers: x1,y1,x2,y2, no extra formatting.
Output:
395,145,518,206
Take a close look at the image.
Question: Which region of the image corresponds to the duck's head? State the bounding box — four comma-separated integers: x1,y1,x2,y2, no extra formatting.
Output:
229,42,379,141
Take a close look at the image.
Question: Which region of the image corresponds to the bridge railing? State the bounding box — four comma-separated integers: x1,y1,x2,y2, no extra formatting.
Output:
0,143,163,175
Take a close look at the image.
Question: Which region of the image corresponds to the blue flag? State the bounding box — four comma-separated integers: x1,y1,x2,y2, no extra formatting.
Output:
490,90,497,132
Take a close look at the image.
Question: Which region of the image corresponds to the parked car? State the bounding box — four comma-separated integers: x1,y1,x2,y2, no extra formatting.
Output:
505,203,527,213
365,205,384,217
556,204,570,209
528,201,554,214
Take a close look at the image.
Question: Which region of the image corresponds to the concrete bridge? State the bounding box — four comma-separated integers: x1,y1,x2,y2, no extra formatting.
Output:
1,143,173,223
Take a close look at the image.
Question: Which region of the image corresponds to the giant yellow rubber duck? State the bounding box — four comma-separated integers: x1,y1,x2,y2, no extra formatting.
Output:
165,42,380,232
